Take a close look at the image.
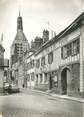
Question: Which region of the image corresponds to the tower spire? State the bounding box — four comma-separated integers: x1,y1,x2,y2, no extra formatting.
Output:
17,10,23,32
19,9,20,16
0,33,3,45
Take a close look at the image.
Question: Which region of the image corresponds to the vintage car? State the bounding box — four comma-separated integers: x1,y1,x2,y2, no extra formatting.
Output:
8,84,20,94
3,82,9,93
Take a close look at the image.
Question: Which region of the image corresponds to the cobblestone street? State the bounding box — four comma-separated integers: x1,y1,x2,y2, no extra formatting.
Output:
2,108,74,117
0,90,83,117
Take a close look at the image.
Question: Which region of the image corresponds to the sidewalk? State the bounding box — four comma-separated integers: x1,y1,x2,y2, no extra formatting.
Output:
21,88,84,103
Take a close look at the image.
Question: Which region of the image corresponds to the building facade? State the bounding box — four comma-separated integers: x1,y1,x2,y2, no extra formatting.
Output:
0,37,5,93
24,12,84,97
25,53,35,89
10,12,29,66
24,30,49,89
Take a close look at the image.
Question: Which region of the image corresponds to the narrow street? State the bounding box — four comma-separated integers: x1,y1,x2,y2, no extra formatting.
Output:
0,90,83,117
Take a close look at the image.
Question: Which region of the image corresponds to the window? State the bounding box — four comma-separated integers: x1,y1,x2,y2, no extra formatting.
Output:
77,39,80,53
72,40,77,55
27,63,30,70
48,52,53,64
44,73,48,82
72,39,80,55
31,72,34,81
27,60,35,70
40,74,42,83
41,56,45,66
36,75,38,84
62,45,67,58
53,75,58,87
32,60,34,68
27,74,30,81
61,38,79,59
67,43,72,57
30,60,34,68
36,59,40,68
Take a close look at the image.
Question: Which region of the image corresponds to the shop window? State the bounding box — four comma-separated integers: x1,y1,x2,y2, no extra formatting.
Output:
36,59,40,68
44,73,48,82
27,74,30,81
40,74,43,83
31,72,34,81
48,52,53,64
53,75,58,87
41,56,45,66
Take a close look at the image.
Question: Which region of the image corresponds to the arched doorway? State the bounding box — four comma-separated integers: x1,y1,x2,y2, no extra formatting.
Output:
61,67,71,94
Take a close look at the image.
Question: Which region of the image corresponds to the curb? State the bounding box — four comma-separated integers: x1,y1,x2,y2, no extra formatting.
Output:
31,89,84,103
21,88,84,103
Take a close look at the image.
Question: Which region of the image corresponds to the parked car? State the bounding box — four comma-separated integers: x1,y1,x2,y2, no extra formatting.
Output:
3,82,9,93
8,84,20,94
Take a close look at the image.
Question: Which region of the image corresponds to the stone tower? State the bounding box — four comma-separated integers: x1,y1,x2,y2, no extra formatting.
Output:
17,11,23,32
10,11,30,65
42,30,49,43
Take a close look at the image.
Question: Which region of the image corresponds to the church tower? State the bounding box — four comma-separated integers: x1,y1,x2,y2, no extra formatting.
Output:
10,11,30,65
17,11,23,32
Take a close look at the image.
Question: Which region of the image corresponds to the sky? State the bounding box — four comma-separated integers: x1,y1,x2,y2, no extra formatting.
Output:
0,0,83,59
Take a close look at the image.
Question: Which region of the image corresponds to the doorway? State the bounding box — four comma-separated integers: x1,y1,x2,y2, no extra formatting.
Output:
61,68,70,94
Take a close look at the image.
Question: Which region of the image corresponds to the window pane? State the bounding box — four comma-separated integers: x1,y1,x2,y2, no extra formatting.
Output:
48,52,53,64
41,57,45,66
61,38,79,59
67,43,71,57
77,39,80,53
72,40,77,55
63,46,67,58
36,75,38,84
36,59,40,68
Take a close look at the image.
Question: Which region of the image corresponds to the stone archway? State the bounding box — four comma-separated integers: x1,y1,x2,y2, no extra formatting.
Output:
61,67,71,94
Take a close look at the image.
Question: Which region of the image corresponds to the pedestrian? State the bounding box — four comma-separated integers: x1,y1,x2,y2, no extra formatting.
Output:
23,84,24,88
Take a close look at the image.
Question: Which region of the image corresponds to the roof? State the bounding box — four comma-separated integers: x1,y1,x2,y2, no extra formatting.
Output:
0,44,5,52
11,30,28,47
35,12,84,55
15,30,27,41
